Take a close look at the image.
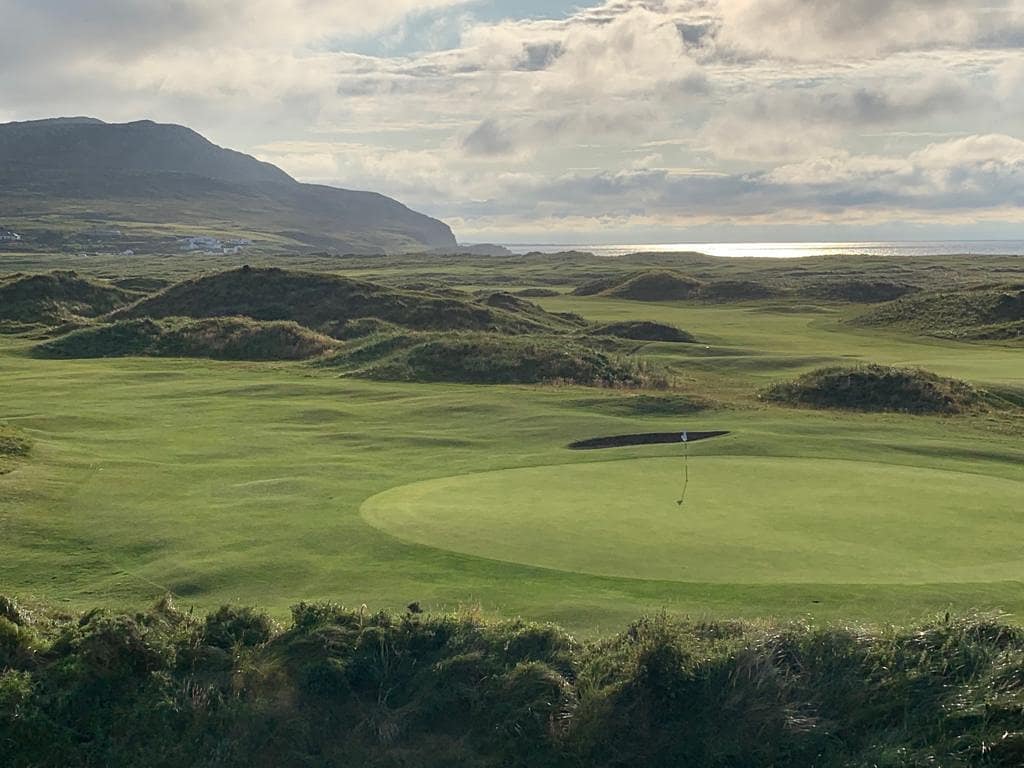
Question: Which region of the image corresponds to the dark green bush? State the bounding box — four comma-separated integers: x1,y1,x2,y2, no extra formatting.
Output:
201,606,273,650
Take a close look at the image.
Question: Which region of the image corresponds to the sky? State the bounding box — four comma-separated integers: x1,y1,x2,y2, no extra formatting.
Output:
2,0,1023,244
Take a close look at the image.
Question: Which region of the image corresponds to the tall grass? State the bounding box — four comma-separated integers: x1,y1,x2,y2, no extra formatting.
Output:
3,596,1023,767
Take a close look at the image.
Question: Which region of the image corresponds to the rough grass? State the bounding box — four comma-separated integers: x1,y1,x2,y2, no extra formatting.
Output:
762,364,983,414
109,276,172,293
113,267,570,337
0,271,137,326
800,279,917,303
856,284,1024,340
324,331,654,386
698,279,782,301
3,597,1024,768
514,287,562,298
586,320,697,343
474,291,587,331
34,317,338,361
0,427,31,475
326,317,405,340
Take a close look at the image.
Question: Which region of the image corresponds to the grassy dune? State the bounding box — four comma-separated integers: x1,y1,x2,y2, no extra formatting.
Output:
34,317,339,361
857,284,1024,341
761,364,983,414
112,266,573,336
0,270,137,326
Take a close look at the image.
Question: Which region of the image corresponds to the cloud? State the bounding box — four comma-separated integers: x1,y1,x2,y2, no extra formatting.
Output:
261,132,1024,239
996,57,1024,102
715,0,1024,60
3,1,471,60
2,0,1022,240
699,72,976,161
456,5,707,157
463,119,517,156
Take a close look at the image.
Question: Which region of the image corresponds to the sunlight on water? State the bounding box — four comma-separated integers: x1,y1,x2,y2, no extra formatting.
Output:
502,241,1024,258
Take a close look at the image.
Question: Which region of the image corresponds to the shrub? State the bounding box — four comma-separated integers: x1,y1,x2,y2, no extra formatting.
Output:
201,606,274,650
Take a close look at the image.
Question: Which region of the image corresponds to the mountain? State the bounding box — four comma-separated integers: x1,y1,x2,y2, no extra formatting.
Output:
0,118,457,254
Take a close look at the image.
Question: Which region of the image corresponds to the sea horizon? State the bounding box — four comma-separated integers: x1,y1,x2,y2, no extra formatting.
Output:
496,240,1024,258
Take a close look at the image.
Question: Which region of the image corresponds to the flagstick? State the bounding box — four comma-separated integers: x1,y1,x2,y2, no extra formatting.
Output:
677,431,689,506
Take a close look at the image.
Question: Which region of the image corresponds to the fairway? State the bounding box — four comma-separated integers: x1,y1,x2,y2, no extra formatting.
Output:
4,252,1024,632
362,456,1024,584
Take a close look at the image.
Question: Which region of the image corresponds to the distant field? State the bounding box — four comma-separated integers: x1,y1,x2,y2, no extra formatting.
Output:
2,252,1023,634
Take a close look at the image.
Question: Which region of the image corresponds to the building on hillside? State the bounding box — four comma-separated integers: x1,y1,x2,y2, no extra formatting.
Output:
178,234,251,254
179,235,223,251
0,226,22,242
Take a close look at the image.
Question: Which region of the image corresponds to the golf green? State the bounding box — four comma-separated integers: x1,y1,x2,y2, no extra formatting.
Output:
362,456,1024,584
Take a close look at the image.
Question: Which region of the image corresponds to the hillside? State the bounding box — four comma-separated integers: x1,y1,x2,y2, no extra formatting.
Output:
0,118,456,254
35,317,338,361
113,267,570,336
0,271,137,326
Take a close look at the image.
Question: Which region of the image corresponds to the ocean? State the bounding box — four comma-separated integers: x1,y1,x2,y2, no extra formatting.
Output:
499,241,1024,258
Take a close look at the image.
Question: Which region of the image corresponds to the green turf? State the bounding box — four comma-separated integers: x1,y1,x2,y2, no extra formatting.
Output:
362,455,1024,583
3,254,1024,634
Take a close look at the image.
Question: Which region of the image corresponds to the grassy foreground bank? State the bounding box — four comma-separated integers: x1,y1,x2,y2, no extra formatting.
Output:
2,596,1023,767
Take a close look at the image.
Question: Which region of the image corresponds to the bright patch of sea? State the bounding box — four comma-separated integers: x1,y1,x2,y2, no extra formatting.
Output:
499,241,1024,258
